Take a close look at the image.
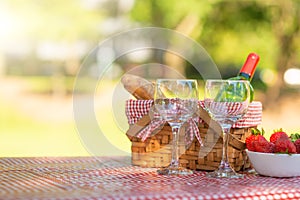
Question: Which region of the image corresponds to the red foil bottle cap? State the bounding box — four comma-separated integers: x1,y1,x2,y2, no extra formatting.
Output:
240,53,260,77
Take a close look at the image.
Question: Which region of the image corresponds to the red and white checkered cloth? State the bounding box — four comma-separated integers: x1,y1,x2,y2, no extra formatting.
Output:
126,99,202,146
1,157,300,200
126,100,262,142
198,100,262,128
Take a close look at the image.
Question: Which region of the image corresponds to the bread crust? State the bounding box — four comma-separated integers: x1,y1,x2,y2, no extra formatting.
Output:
121,74,154,100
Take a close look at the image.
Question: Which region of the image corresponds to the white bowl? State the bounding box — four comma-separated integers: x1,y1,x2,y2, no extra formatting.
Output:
246,150,300,177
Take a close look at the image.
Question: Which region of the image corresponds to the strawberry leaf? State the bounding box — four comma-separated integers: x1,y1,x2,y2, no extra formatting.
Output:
290,133,300,142
251,127,264,136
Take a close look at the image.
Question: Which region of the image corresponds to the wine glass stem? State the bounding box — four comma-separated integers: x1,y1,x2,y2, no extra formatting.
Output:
170,125,180,168
220,125,231,170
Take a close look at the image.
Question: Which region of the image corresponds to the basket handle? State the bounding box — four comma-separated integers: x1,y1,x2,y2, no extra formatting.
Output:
198,106,246,150
126,114,152,140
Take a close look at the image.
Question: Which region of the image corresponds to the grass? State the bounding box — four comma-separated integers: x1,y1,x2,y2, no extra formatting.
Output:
0,99,89,157
0,76,132,157
0,97,131,157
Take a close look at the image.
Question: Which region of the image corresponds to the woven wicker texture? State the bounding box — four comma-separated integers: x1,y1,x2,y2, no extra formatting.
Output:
126,100,262,171
127,123,252,171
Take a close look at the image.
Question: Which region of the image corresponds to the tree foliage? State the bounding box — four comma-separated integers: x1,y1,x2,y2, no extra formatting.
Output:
2,0,300,104
130,0,300,104
3,0,104,41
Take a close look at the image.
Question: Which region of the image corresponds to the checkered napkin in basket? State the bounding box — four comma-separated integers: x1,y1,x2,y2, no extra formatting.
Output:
125,99,202,146
198,101,262,128
125,100,262,144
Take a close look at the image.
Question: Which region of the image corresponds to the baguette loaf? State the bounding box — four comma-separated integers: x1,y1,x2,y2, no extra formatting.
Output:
121,74,155,100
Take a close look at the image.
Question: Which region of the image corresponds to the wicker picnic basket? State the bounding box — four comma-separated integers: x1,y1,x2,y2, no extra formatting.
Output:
125,99,262,171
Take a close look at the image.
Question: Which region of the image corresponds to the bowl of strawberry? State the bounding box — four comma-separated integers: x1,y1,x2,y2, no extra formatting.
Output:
245,128,300,177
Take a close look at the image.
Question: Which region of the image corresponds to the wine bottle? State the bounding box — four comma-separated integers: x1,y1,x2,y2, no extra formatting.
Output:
230,53,260,81
215,53,260,102
230,53,260,102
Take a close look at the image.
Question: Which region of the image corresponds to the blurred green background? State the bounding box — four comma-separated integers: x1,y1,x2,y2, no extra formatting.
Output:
1,0,300,157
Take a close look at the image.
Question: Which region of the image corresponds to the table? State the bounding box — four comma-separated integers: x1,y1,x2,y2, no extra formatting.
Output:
0,157,300,200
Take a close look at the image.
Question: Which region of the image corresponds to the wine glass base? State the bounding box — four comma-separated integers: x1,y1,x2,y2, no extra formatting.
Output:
206,169,244,178
243,168,257,175
157,166,193,175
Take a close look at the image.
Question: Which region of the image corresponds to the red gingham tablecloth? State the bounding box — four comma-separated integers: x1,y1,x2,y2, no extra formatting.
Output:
1,157,300,200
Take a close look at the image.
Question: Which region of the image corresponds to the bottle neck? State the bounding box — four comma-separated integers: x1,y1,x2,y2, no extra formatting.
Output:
238,72,251,80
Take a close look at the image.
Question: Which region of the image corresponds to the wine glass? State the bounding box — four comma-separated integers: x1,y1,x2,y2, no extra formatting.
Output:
154,79,199,175
204,79,251,178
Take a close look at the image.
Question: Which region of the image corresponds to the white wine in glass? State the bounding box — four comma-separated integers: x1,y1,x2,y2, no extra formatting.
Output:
204,79,251,178
154,79,199,175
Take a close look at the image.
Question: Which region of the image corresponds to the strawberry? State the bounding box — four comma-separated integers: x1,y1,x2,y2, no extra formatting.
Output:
245,134,259,151
270,129,289,144
274,137,297,154
253,135,275,153
245,128,263,151
245,128,274,152
294,139,300,154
